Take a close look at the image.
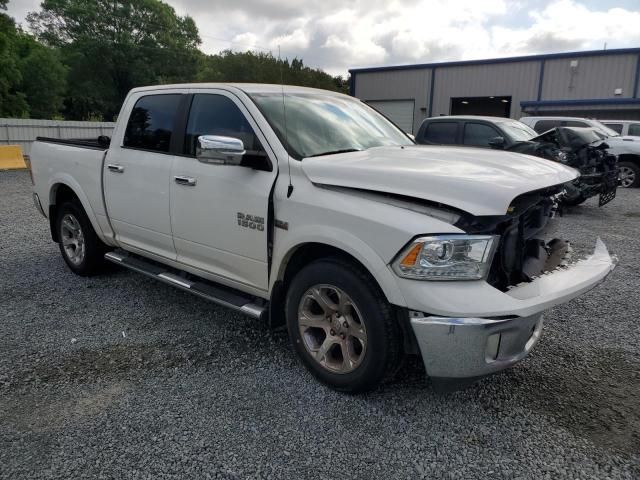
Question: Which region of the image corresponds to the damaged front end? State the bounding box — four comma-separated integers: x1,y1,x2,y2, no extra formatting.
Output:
455,185,573,291
509,127,619,207
408,187,616,382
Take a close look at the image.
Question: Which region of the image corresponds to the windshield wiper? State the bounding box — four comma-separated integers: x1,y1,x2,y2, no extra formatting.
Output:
307,148,361,158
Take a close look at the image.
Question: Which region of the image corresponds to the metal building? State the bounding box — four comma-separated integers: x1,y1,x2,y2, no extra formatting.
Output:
349,48,640,134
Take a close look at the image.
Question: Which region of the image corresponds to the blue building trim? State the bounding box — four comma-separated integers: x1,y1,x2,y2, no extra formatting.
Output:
349,74,355,97
348,47,640,75
428,68,436,117
633,53,640,99
521,98,640,108
536,60,546,101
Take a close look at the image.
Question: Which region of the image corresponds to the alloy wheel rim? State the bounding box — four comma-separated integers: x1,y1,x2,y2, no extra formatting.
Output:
297,284,367,374
619,166,635,188
60,213,85,265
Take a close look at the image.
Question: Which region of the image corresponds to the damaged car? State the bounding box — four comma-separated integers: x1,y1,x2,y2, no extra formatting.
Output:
416,116,619,206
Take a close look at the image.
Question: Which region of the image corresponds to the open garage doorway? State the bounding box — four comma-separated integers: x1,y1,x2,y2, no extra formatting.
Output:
450,96,511,117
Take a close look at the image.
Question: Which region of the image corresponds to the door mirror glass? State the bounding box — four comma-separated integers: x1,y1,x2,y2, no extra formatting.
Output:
488,136,505,148
196,135,246,165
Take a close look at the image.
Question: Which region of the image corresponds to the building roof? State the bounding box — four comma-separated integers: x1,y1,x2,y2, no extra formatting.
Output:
349,47,640,74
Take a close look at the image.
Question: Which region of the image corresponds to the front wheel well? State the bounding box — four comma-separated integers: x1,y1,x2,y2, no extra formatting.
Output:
268,243,419,354
49,184,81,242
618,154,640,165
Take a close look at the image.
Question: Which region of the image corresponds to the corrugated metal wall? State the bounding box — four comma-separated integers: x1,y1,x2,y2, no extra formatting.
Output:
352,50,640,122
430,61,541,119
541,53,637,100
0,119,115,156
354,68,432,133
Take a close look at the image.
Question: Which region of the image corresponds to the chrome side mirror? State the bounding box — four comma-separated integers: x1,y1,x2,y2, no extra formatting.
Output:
196,135,246,165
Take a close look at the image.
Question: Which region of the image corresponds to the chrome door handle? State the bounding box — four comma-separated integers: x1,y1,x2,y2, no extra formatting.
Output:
107,164,124,173
174,176,197,186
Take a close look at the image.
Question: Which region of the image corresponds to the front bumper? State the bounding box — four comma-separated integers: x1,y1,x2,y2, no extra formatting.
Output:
407,238,616,379
411,312,543,378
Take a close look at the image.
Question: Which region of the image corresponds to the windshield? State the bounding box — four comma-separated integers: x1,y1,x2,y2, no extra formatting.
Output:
497,121,536,142
250,92,413,159
590,120,620,138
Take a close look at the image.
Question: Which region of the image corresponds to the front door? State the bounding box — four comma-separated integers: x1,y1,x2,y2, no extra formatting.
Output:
104,92,184,259
170,91,277,291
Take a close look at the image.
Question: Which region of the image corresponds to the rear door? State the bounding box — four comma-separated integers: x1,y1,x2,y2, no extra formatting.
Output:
104,91,185,259
169,90,277,291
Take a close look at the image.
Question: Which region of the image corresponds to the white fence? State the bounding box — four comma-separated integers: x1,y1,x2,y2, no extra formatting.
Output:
0,118,116,156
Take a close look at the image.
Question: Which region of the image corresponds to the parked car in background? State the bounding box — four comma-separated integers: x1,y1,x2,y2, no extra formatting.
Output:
601,120,640,137
28,84,616,393
520,116,640,188
415,116,618,206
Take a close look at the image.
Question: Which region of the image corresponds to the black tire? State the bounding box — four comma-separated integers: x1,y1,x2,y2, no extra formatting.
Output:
56,200,108,276
285,257,402,393
618,160,640,188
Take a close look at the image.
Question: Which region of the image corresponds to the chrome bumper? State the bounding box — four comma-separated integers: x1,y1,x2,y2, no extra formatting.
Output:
410,312,543,378
407,238,616,379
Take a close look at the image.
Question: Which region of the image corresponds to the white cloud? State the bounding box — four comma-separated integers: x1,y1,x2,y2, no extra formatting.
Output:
7,0,640,76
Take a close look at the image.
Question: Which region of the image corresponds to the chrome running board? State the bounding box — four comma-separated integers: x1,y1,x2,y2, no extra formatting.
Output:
105,250,267,320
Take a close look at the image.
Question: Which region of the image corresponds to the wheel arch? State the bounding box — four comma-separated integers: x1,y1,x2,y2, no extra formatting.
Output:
618,153,640,165
268,237,407,329
48,180,102,243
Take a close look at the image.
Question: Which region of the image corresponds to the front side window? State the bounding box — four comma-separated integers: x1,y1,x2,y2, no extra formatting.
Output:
629,123,640,136
185,94,262,156
463,122,501,147
124,94,182,152
423,122,458,145
497,121,536,142
250,92,412,159
565,120,589,128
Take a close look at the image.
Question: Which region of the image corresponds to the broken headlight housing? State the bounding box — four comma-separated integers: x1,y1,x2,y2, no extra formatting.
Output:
392,235,499,280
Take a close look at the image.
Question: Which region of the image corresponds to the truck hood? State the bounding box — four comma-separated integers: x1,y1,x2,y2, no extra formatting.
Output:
301,145,578,216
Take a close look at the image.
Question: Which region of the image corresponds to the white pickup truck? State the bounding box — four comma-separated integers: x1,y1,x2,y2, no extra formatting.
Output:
30,84,616,392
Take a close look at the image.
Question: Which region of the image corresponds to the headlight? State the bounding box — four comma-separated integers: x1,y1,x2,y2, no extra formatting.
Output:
392,235,498,280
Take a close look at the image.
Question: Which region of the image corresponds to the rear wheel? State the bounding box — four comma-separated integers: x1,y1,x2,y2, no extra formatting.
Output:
285,258,402,393
56,201,108,276
619,161,639,188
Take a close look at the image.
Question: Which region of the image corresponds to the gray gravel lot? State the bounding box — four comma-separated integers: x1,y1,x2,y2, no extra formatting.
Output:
1,169,638,479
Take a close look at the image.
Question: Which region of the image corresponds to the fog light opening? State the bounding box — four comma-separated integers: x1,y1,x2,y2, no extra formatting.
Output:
486,333,502,362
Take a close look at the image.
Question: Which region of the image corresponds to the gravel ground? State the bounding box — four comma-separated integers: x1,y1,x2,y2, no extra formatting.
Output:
1,169,638,479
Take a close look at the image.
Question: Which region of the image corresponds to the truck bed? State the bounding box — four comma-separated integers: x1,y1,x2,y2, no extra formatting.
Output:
36,136,110,150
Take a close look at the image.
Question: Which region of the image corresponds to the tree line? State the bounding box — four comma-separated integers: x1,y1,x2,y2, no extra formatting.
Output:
0,0,348,121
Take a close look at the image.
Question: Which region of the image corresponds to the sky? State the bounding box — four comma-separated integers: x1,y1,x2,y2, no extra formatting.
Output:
6,0,640,76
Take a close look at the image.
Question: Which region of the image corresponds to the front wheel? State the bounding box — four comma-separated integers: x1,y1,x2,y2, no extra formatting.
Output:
285,258,402,393
618,161,639,188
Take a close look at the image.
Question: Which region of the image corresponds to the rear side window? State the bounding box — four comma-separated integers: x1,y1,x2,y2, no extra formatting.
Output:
604,123,623,134
463,122,501,147
185,94,261,156
124,94,182,153
533,119,562,133
423,122,458,144
629,123,640,136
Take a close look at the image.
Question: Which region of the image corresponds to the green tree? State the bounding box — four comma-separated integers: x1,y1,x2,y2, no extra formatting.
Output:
0,1,67,118
28,0,201,120
197,50,349,94
0,0,28,117
15,33,67,118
